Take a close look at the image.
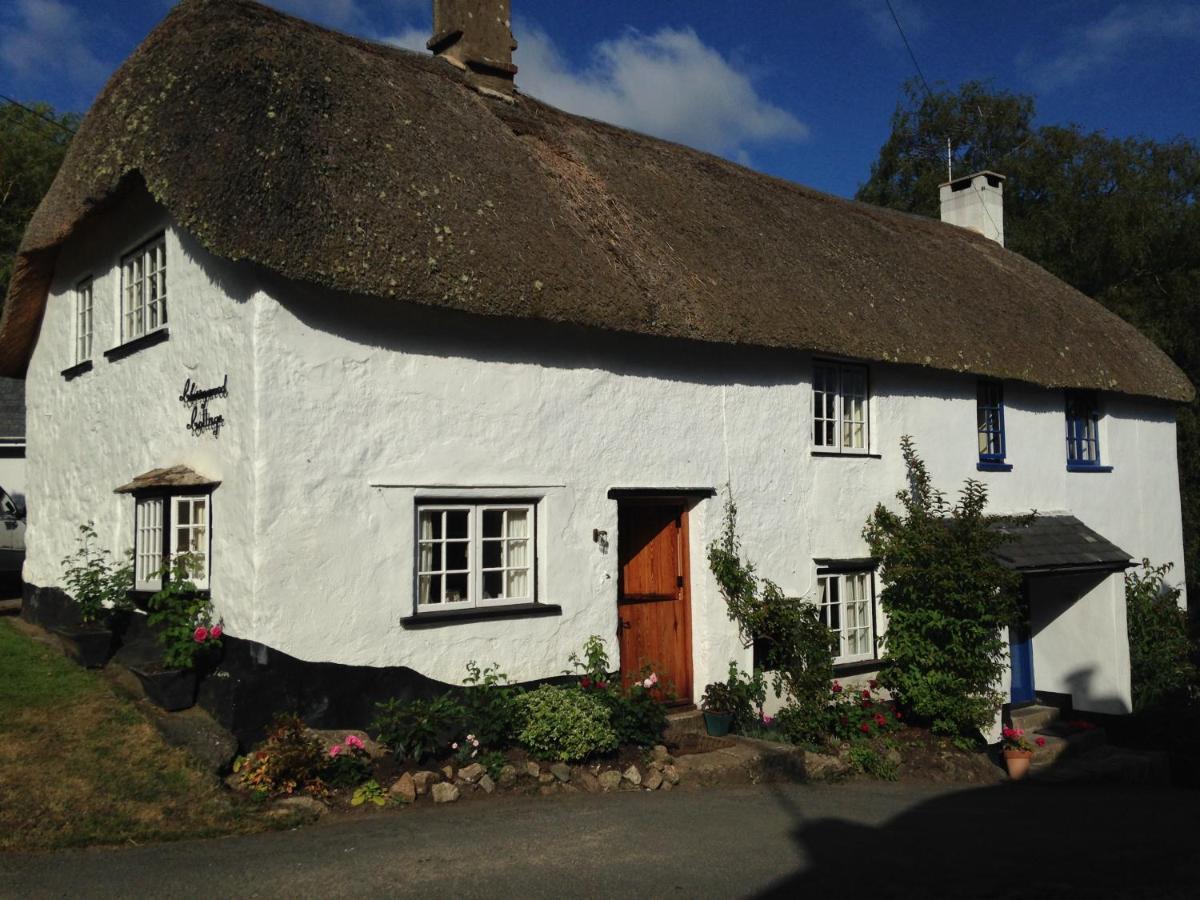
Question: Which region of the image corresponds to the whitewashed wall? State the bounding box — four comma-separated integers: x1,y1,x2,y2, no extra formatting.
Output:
23,191,262,637
22,191,1189,707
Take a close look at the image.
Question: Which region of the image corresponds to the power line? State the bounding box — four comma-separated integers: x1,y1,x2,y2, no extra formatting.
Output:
0,93,76,136
884,0,932,102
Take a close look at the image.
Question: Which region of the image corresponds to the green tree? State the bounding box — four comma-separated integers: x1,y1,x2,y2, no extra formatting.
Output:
864,437,1024,742
1,101,77,303
859,79,1200,611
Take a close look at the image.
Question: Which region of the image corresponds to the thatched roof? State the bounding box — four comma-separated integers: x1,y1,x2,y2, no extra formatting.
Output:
0,0,1192,402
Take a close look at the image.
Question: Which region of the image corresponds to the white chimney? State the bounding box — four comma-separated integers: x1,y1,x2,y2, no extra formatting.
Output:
939,171,1005,247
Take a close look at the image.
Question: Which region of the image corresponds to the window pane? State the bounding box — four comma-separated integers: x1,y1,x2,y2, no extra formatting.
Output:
506,509,528,538
483,570,503,599
482,539,502,568
419,574,439,605
483,509,503,538
444,572,468,603
420,510,440,540
507,539,528,568
446,510,469,539
445,540,469,571
507,568,529,599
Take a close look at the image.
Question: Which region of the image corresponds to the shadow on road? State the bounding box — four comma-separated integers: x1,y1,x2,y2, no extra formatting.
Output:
757,777,1198,898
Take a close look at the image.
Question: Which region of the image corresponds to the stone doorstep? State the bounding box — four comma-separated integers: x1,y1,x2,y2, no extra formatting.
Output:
1010,704,1063,735
664,709,706,736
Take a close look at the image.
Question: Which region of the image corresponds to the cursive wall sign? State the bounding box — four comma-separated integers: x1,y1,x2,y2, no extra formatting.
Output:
180,375,228,437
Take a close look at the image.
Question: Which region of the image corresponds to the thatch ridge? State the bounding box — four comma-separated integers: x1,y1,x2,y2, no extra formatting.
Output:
0,0,1191,402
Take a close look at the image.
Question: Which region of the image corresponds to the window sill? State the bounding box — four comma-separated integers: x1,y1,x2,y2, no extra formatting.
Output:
811,451,882,459
103,327,169,361
1066,464,1113,473
833,658,884,677
61,359,93,380
976,461,1013,472
400,602,562,629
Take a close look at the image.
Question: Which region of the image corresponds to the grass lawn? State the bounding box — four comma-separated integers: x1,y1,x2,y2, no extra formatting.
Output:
0,618,282,852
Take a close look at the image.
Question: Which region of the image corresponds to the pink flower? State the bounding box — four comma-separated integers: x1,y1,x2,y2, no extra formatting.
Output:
831,681,843,694
642,677,654,689
859,722,871,734
596,680,608,691
1035,737,1047,747
649,673,659,686
581,677,592,689
329,744,342,757
868,679,879,690
762,714,775,726
193,626,208,643
471,738,480,748
210,624,223,640
861,689,871,700
345,735,365,750
451,742,459,750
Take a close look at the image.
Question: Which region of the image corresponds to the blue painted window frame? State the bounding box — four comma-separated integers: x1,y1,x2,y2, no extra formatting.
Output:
1065,391,1111,472
976,380,1011,472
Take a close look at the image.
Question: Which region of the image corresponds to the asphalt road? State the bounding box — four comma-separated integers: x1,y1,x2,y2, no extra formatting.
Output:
2,779,1197,899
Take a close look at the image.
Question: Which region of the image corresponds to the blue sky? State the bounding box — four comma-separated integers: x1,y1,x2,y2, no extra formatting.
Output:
3,0,1199,198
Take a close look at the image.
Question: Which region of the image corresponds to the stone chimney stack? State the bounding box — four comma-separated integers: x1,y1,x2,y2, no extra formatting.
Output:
428,0,518,98
939,171,1005,247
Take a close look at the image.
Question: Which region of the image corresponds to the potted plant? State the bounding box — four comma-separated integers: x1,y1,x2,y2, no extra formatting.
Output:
129,552,223,711
701,681,737,736
1000,725,1037,780
55,523,134,668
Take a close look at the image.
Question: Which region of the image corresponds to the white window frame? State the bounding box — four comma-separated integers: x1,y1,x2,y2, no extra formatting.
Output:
817,568,877,664
75,278,94,363
415,502,536,612
169,495,211,591
120,234,167,343
134,497,164,592
133,492,212,593
813,361,870,455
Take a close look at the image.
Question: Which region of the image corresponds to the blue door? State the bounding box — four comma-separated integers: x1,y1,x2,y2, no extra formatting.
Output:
1010,623,1035,704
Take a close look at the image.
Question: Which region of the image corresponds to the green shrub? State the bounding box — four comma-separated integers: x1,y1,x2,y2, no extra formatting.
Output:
864,437,1023,741
146,553,221,669
1127,559,1197,712
60,523,133,625
846,743,899,781
708,495,835,739
829,680,903,742
567,636,667,748
514,685,618,761
371,695,465,764
460,661,521,748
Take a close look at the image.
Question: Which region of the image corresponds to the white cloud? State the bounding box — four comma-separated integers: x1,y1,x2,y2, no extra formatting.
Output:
384,24,429,53
0,0,106,88
1025,2,1200,89
518,25,807,157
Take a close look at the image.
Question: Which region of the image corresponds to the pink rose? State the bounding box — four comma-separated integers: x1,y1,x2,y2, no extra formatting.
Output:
831,681,843,694
193,626,208,643
345,735,365,750
329,744,342,757
649,673,659,686
452,742,458,750
642,678,654,689
210,624,223,640
762,714,775,726
1035,736,1047,747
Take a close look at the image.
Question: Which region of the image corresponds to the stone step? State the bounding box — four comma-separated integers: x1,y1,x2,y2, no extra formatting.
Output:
1010,704,1062,734
664,709,707,740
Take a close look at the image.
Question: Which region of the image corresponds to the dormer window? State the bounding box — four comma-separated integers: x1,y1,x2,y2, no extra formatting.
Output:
813,362,870,454
121,234,167,342
1065,391,1111,472
976,380,1011,472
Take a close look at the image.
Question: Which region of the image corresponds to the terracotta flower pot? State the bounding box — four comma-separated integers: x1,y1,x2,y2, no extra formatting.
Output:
1004,749,1034,780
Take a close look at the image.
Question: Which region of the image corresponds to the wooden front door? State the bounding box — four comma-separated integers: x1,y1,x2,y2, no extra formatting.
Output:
617,501,693,702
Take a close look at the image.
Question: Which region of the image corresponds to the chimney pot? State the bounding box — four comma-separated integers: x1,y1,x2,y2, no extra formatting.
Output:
939,171,1005,247
429,0,518,98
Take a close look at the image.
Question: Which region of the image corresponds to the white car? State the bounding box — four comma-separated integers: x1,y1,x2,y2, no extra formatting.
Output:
0,486,26,575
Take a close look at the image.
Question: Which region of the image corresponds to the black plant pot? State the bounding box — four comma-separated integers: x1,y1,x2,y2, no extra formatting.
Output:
130,665,198,711
52,625,115,669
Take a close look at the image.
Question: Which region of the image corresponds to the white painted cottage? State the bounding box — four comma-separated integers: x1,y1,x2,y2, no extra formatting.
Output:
1,0,1191,734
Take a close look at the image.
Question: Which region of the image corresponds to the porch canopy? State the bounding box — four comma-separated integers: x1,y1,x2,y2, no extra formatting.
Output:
993,514,1133,576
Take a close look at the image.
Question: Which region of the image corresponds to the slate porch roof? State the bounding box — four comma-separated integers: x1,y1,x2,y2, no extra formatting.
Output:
993,514,1133,575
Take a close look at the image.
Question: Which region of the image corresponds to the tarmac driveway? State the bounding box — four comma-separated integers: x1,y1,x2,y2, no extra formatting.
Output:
2,779,1196,898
